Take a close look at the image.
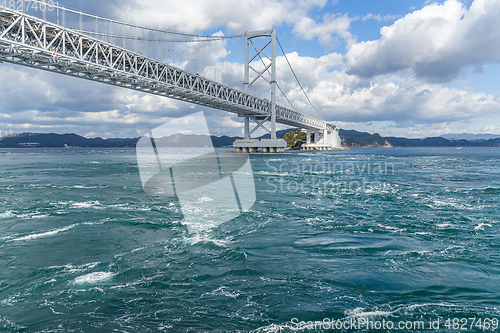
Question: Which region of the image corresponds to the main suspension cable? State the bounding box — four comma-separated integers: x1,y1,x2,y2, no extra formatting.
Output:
26,0,243,41
73,29,232,43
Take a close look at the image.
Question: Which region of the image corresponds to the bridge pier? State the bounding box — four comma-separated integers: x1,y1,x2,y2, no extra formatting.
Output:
233,138,287,153
301,127,343,151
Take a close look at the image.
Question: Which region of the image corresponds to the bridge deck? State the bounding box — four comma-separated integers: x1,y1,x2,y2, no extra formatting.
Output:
0,7,333,132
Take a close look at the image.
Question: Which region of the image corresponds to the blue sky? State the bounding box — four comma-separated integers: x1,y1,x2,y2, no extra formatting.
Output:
1,0,500,138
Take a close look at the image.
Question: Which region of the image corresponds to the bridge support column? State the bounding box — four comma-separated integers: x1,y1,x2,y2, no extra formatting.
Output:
270,28,277,140
244,116,250,139
242,29,281,142
301,125,344,150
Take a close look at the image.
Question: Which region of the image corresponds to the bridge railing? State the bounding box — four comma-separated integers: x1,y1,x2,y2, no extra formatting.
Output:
0,6,331,132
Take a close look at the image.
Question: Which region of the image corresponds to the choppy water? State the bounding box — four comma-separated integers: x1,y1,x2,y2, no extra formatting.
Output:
0,147,499,332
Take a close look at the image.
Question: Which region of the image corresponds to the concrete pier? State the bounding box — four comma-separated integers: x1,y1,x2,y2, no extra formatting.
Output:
233,138,287,153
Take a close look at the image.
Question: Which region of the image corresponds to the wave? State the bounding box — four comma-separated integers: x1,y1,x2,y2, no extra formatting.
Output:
0,210,14,219
70,201,102,209
46,262,100,274
11,223,78,242
474,223,493,231
251,302,499,333
73,271,115,285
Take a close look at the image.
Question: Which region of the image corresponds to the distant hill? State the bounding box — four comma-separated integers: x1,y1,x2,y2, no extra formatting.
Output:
339,129,372,138
152,133,240,147
337,129,391,147
258,128,297,139
342,133,392,148
339,130,500,147
0,133,139,148
4,130,500,149
385,136,500,147
441,133,500,141
0,132,241,148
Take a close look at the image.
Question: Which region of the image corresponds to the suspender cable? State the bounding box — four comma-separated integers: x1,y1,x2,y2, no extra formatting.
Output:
276,36,324,121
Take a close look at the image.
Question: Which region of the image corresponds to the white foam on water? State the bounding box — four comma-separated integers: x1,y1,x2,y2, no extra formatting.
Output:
0,210,14,219
474,223,492,231
70,201,101,209
400,302,458,313
201,286,240,299
73,185,99,189
436,222,453,228
431,199,477,211
345,302,469,321
184,233,231,247
11,224,78,242
44,262,101,276
198,196,213,203
250,324,294,333
345,307,392,319
30,214,49,219
15,212,50,220
0,316,27,330
158,324,174,330
376,223,406,233
73,271,115,285
1,295,18,306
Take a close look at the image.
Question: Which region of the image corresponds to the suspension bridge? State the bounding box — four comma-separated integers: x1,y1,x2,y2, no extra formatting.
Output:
0,1,341,152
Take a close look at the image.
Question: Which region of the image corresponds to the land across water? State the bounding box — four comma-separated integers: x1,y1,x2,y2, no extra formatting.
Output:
1,129,500,148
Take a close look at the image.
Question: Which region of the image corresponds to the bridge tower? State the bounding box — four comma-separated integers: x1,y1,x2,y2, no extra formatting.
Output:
233,29,287,153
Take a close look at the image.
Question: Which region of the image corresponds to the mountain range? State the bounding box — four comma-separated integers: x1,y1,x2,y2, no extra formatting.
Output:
2,130,500,148
441,133,500,140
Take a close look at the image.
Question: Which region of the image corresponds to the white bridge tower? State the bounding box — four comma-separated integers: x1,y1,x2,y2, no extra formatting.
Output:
232,29,341,152
233,29,287,153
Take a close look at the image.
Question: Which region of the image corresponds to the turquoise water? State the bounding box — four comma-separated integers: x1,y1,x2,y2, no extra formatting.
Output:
0,147,499,332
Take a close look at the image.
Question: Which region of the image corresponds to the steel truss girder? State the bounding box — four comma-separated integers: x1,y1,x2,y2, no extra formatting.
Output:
0,7,335,132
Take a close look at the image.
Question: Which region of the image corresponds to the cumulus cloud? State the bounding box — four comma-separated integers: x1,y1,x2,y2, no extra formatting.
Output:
111,0,355,50
115,0,326,32
0,64,191,137
315,73,500,125
292,13,355,49
345,0,500,83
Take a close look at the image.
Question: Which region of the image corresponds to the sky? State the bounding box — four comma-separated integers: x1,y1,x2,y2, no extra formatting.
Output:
1,0,500,138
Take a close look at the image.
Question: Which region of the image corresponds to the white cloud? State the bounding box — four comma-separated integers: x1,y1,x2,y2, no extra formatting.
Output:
0,64,193,137
361,14,400,22
114,0,355,50
116,0,327,33
175,32,230,69
292,13,355,49
345,0,500,83
311,70,500,125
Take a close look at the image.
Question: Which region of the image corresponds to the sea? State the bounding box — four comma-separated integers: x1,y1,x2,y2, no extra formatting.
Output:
0,147,499,332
